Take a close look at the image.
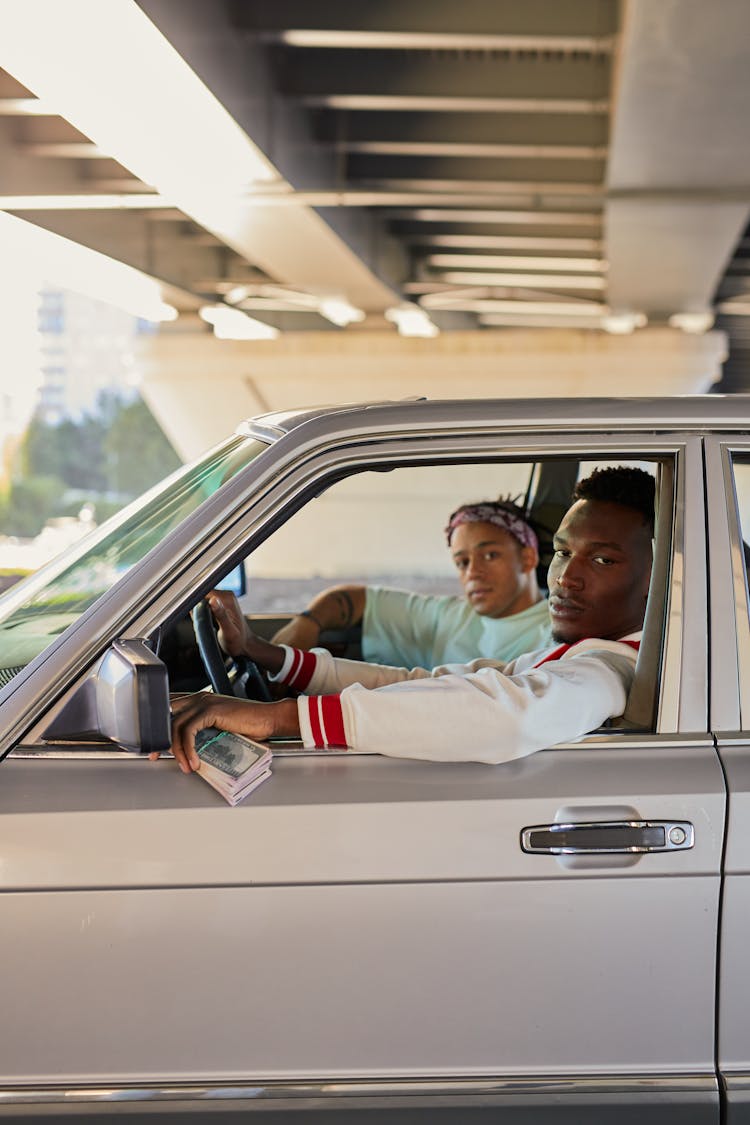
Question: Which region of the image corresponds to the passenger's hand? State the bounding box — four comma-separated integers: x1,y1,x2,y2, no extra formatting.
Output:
206,589,255,657
155,692,301,773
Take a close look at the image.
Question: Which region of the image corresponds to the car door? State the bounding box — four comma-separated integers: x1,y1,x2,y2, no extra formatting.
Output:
0,426,724,1123
709,439,750,1124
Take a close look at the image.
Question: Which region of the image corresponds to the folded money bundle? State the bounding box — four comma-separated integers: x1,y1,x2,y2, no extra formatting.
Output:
194,727,272,806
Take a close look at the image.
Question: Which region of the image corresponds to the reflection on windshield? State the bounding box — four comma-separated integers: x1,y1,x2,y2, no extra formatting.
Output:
0,435,268,681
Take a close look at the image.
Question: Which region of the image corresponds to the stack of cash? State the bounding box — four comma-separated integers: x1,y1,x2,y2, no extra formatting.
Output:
194,727,272,806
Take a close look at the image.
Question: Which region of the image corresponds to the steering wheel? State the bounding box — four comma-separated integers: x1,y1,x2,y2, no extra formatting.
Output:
190,599,272,702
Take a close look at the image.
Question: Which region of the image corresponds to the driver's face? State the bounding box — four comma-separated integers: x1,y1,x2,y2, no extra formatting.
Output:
547,499,652,644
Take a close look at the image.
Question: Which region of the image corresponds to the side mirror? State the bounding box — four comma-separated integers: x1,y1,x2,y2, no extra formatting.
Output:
43,639,171,754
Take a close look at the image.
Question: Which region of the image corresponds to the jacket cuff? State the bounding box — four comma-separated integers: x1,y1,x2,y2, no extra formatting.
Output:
268,645,319,691
297,695,348,749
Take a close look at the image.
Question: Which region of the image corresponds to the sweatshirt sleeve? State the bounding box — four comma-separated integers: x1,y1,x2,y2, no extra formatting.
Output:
296,646,637,762
270,644,509,694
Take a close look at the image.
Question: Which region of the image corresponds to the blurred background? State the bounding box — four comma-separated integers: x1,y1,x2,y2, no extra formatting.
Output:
1,0,749,588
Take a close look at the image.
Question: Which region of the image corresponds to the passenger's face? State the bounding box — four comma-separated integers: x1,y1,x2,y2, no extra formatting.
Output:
547,500,652,644
451,521,537,619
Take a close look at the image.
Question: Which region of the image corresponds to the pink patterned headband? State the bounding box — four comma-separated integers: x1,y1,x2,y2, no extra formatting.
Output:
445,503,538,551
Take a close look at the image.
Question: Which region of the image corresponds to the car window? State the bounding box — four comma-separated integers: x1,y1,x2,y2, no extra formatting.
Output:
732,458,750,585
724,454,750,730
729,453,750,624
11,446,671,758
244,461,537,611
0,436,268,685
243,458,658,611
238,454,665,735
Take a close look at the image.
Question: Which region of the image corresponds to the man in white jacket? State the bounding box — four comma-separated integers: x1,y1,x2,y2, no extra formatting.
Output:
167,467,655,770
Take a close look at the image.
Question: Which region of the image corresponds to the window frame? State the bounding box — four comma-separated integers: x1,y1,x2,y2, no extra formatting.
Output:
13,429,697,755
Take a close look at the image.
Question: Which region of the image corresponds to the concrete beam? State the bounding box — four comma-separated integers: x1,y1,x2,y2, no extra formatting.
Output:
139,325,727,459
136,0,408,311
606,0,750,318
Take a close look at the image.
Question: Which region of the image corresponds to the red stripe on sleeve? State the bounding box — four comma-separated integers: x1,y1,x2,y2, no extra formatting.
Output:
294,650,317,690
287,649,318,691
308,697,324,747
284,648,302,684
319,695,347,748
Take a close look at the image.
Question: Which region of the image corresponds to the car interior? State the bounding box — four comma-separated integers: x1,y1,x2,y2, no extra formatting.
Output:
157,453,670,741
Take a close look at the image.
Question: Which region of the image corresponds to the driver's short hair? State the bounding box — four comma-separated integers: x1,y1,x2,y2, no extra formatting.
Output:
573,466,655,535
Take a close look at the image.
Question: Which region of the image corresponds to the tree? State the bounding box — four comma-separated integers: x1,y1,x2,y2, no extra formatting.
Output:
103,395,181,495
21,411,107,491
0,393,182,539
0,475,65,538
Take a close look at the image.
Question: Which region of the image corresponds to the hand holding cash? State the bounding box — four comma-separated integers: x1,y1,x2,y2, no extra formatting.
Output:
194,727,272,806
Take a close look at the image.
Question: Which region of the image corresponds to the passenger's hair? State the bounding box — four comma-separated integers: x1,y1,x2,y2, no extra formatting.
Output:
573,466,655,534
445,495,537,549
493,496,528,521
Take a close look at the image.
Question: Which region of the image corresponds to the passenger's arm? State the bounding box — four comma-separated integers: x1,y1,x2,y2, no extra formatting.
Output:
271,585,367,649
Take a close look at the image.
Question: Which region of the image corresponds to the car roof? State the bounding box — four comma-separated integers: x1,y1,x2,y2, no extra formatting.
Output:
239,394,750,441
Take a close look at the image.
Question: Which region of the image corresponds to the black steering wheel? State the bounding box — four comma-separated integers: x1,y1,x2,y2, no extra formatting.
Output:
190,599,272,702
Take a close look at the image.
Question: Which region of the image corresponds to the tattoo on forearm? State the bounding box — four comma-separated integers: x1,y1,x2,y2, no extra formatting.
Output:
333,590,355,627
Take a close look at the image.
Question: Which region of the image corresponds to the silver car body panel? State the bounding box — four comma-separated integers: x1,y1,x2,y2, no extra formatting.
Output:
1,396,748,1120
0,744,725,1110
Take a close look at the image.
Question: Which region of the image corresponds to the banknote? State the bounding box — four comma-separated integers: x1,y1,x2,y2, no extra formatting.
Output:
194,727,272,805
195,727,268,778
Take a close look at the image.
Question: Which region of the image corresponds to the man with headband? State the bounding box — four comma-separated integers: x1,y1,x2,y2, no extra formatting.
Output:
164,467,654,768
271,497,550,668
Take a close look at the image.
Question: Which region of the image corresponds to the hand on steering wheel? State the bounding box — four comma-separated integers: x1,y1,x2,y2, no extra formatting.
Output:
191,599,272,702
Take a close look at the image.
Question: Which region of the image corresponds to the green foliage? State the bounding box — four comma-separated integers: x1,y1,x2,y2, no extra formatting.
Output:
1,393,182,538
104,396,181,494
0,475,66,538
23,413,108,491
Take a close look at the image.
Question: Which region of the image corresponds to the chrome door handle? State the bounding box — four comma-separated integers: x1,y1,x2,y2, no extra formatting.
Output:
520,820,694,855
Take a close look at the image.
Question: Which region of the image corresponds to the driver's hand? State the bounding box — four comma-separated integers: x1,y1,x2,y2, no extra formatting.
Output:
150,692,301,773
206,589,254,657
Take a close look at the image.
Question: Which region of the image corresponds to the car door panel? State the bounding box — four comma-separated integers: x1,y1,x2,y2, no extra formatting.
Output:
0,740,723,1121
0,419,723,1120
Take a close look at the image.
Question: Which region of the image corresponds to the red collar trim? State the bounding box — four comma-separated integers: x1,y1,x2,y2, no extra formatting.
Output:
534,638,640,668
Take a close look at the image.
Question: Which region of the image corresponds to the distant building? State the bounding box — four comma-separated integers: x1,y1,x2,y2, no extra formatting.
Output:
1,284,153,485
36,288,151,424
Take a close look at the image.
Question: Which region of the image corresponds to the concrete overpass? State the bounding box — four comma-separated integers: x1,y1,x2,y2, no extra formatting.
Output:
0,0,748,456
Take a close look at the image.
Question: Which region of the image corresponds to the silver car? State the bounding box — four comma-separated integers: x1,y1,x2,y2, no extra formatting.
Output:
0,395,748,1124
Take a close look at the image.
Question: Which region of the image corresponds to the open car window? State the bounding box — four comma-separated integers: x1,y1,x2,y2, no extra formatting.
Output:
10,441,675,759
225,454,667,742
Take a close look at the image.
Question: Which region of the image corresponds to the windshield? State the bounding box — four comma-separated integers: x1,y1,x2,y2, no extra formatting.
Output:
0,434,269,685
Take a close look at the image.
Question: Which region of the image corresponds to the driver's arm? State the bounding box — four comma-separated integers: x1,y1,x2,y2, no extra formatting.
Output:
168,693,300,773
271,585,366,650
